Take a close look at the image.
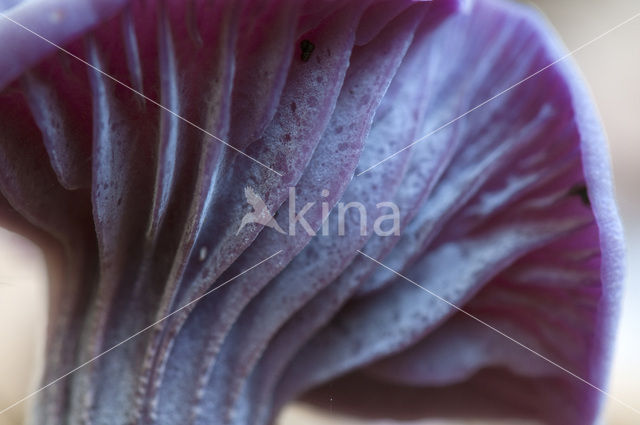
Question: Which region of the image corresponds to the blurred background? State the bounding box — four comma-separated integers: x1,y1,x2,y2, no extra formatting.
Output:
0,0,638,424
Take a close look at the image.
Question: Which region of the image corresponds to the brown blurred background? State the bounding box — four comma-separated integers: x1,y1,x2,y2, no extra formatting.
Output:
1,0,639,424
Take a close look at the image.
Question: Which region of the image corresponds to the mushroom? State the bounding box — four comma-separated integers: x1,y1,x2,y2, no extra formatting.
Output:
0,0,624,424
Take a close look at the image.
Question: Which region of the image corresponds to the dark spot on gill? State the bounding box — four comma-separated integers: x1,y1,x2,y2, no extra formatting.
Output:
568,183,590,207
300,39,315,62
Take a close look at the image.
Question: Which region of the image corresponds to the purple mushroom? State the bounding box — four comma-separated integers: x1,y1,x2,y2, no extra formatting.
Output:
0,0,624,424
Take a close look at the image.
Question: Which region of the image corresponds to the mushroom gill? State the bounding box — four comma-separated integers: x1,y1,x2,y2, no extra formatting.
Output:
0,0,624,424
